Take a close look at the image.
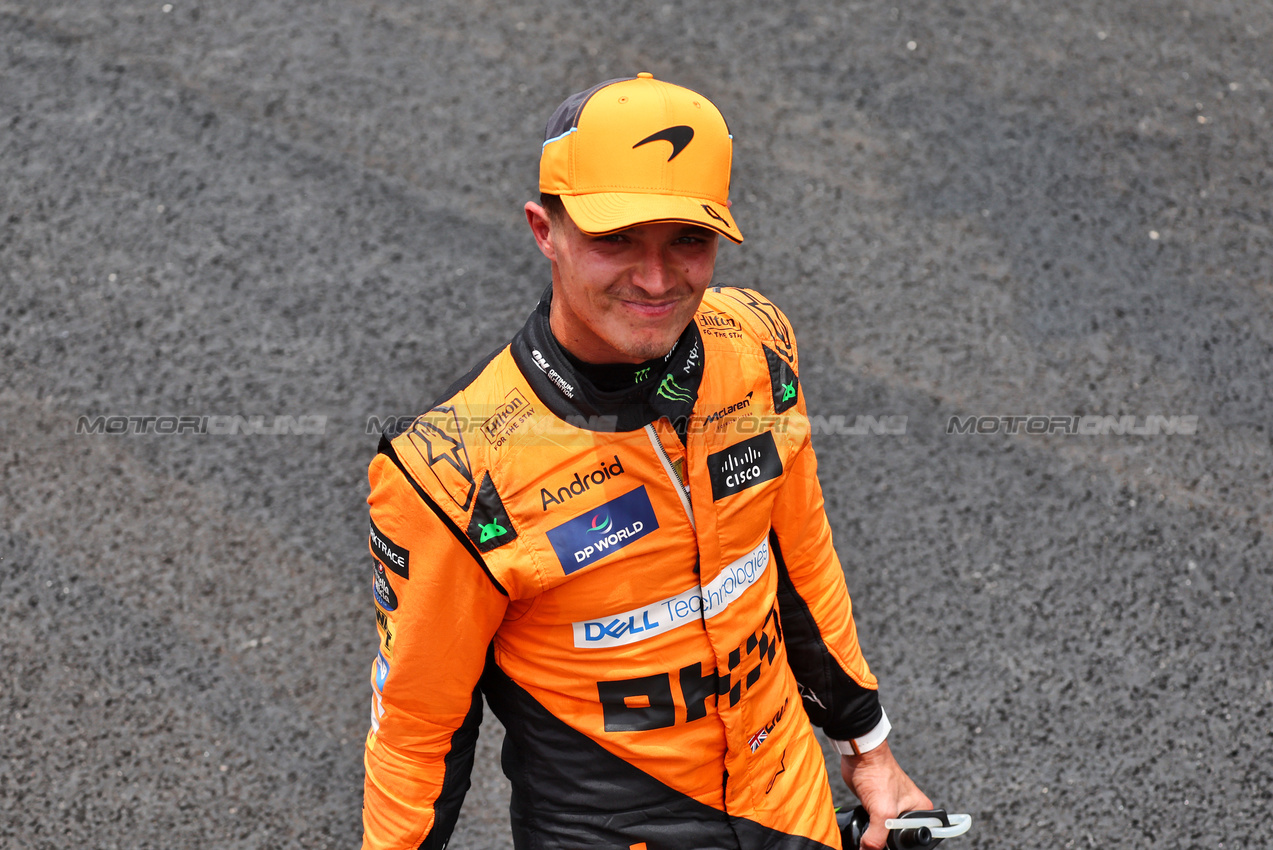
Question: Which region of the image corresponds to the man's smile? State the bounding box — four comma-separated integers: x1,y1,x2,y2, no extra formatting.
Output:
618,298,681,319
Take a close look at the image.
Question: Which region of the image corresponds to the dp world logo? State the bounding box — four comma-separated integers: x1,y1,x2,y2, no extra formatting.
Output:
546,487,659,575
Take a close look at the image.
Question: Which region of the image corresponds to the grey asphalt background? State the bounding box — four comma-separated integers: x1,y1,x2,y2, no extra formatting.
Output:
2,1,1271,848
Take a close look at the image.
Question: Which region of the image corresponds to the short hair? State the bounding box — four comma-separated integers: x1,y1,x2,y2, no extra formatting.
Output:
540,192,566,223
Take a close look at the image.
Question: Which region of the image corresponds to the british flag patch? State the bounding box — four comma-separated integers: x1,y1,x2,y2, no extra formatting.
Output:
747,698,788,753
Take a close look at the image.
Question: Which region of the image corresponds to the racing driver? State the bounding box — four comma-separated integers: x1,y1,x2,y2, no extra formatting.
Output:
361,73,932,850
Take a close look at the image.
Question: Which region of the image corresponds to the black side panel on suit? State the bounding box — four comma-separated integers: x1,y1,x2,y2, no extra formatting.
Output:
770,531,883,741
480,653,835,850
417,688,484,850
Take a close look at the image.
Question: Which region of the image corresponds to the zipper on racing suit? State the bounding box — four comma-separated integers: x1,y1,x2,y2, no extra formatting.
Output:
644,422,694,529
645,421,706,571
648,420,735,811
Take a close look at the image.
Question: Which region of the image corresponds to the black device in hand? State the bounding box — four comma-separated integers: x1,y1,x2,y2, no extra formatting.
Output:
838,806,971,850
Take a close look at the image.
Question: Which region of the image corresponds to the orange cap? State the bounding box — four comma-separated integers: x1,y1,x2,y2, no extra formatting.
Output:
539,73,742,243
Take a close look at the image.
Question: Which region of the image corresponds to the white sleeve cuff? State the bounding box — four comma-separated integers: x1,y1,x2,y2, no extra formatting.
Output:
830,708,891,756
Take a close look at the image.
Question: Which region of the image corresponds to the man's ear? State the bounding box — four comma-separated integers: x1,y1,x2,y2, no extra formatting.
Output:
525,202,556,261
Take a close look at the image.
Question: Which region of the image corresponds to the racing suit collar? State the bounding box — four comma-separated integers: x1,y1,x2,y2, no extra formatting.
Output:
511,288,704,434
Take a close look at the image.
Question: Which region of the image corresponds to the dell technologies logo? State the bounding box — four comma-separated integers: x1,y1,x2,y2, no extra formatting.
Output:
573,535,772,648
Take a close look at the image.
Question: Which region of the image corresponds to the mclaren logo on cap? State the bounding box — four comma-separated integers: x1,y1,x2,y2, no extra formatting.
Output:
633,125,694,161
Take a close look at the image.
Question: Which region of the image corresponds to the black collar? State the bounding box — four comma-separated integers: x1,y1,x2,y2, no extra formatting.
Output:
510,289,704,435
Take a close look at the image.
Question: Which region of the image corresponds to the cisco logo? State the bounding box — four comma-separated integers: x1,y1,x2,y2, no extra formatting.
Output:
707,432,783,500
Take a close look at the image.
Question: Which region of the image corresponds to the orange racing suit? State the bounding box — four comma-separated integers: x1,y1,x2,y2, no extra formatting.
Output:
363,287,887,849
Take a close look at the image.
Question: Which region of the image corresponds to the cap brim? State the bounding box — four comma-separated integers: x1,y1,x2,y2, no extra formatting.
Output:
561,192,743,244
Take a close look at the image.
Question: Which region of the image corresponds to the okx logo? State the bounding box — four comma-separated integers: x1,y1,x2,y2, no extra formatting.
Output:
546,486,659,574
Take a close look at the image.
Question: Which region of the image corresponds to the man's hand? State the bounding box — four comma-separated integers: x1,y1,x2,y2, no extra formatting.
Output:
840,741,931,850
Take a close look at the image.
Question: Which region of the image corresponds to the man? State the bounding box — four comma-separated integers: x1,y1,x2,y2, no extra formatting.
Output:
362,73,930,850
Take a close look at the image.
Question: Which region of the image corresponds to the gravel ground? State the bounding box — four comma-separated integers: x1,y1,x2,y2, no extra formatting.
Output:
2,1,1271,848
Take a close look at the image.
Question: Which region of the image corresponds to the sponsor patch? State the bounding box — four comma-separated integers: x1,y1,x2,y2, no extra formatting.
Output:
368,517,409,579
715,288,795,362
404,405,476,511
372,650,390,693
465,472,518,553
749,697,789,753
681,337,701,374
798,682,827,711
372,558,399,611
698,309,743,339
708,432,783,500
546,486,658,575
481,388,534,448
539,455,626,511
573,535,771,648
703,391,753,427
531,348,577,399
764,345,799,414
375,607,395,658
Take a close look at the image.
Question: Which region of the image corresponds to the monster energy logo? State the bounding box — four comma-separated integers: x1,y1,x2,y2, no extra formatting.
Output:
478,519,509,543
634,367,651,383
781,381,796,402
657,375,693,403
